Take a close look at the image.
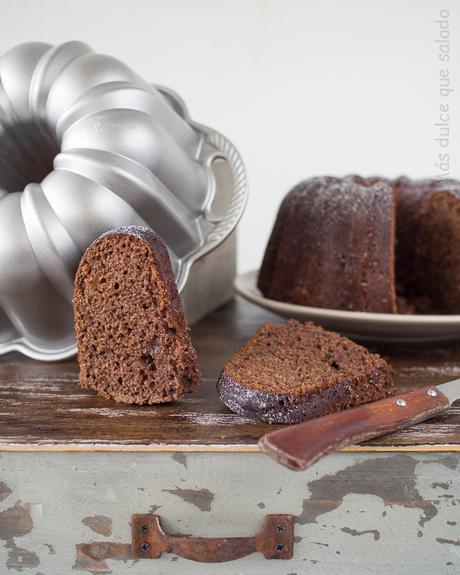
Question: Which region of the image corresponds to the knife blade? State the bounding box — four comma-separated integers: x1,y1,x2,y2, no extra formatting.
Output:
258,379,459,471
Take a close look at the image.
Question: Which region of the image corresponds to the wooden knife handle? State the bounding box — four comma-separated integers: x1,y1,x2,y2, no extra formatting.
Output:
258,386,450,471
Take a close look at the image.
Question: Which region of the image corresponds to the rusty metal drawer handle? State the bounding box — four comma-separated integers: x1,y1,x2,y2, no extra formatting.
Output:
132,513,294,562
75,513,294,570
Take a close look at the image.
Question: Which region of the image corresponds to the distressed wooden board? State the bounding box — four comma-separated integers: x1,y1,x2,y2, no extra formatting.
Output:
0,297,459,450
0,451,458,574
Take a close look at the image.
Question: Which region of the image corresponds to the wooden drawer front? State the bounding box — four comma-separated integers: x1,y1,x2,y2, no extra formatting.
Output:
1,451,459,574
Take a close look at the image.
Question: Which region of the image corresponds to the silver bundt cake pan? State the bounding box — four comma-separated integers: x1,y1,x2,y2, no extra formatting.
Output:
0,41,247,360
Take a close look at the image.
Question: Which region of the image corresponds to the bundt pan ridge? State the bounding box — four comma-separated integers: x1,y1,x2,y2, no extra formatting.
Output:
0,41,247,360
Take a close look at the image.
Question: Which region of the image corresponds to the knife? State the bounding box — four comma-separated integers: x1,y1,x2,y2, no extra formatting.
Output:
258,380,459,471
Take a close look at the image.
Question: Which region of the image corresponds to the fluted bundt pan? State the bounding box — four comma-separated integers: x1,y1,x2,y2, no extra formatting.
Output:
0,41,247,360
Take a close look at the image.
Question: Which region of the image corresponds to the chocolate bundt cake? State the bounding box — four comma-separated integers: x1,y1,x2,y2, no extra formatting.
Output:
395,178,460,313
258,176,460,314
217,320,392,424
73,226,200,404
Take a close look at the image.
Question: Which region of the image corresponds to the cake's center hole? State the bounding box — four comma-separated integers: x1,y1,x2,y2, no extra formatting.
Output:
0,120,59,193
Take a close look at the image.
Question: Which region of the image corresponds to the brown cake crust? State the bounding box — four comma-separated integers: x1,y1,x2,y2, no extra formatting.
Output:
258,176,397,313
217,320,392,424
73,226,200,404
259,175,460,314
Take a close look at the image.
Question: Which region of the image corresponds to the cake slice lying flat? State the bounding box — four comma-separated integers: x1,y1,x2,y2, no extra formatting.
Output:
73,226,200,404
217,320,392,423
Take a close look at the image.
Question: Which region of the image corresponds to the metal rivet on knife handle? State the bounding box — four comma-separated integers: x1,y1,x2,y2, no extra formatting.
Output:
427,389,438,397
395,398,407,407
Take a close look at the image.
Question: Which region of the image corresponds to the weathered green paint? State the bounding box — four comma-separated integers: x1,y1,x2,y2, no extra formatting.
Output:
0,451,459,574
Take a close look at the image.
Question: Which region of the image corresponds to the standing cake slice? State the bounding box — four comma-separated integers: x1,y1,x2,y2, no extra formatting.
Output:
73,226,200,404
217,320,392,423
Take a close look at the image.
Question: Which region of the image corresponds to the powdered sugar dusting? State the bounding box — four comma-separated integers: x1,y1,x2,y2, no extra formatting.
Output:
289,175,394,223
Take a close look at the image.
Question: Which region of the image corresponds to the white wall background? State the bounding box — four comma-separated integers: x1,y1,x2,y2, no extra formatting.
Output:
1,0,458,272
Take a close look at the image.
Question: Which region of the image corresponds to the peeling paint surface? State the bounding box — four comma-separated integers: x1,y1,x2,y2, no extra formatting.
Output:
5,540,40,571
0,481,12,502
162,487,215,512
74,542,133,574
296,455,439,528
432,482,450,490
171,453,187,468
0,451,458,574
82,516,113,537
437,537,460,547
341,527,380,541
0,501,33,540
0,500,40,571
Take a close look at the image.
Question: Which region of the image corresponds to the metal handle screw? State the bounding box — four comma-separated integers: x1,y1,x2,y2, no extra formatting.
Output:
138,523,149,534
276,524,285,532
140,542,151,553
275,543,284,552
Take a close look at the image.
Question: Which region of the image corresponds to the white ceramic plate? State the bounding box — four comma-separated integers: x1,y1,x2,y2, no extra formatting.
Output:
234,270,460,342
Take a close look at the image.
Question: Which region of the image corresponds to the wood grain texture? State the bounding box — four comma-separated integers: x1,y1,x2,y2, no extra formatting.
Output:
0,297,459,450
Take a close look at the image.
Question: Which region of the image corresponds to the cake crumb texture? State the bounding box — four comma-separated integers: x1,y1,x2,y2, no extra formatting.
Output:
217,320,392,423
73,226,200,404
